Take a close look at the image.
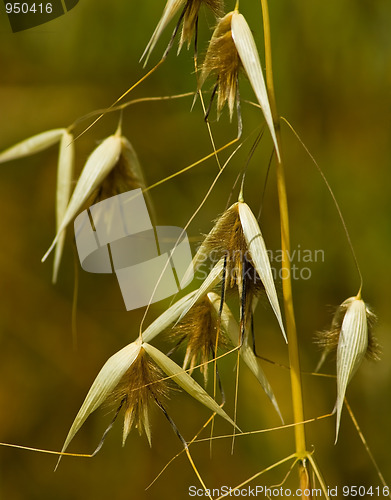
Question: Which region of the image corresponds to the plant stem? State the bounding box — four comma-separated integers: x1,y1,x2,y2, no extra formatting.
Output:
259,1,311,498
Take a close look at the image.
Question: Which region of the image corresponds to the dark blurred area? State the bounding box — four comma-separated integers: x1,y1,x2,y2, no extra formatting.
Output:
0,1,390,499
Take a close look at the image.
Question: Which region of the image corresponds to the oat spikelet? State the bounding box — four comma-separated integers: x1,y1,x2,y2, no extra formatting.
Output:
141,0,223,65
199,203,256,294
42,131,122,262
317,296,380,442
110,349,170,446
0,128,65,164
316,298,380,368
199,10,280,158
42,131,151,263
53,130,75,283
144,342,238,429
169,296,227,383
95,137,147,200
57,337,237,468
57,339,142,468
180,0,224,52
199,12,241,120
208,292,283,421
191,201,286,342
231,11,280,160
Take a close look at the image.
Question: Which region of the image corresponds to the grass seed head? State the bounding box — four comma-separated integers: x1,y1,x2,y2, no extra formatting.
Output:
317,297,380,361
331,296,379,441
201,203,262,297
57,340,143,467
180,0,224,51
142,0,223,65
52,130,75,283
110,348,170,446
0,128,66,164
193,200,286,342
196,202,267,342
199,12,241,120
95,137,145,201
169,295,228,383
42,131,123,262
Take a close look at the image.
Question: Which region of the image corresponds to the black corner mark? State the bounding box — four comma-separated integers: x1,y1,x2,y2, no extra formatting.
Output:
4,0,80,33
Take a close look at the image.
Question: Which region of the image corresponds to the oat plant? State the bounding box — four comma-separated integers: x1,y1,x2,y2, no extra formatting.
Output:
0,2,389,500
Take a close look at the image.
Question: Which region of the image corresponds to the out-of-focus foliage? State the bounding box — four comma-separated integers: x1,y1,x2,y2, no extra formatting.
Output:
0,1,390,499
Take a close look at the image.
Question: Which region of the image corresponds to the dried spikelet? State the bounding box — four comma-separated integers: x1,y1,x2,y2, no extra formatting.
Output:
191,201,286,342
42,131,151,264
94,137,146,201
109,349,170,446
316,298,380,365
53,130,75,283
143,342,238,429
42,130,123,262
57,337,237,467
169,296,228,383
200,204,254,293
180,0,224,52
199,12,241,120
317,296,380,442
230,11,280,160
141,0,223,65
0,128,65,164
57,339,143,468
208,292,283,421
199,10,280,158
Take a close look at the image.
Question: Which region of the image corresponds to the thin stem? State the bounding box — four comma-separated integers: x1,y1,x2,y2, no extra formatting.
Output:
71,244,79,351
345,399,390,495
280,116,363,294
72,58,165,142
216,454,297,500
259,0,310,497
193,50,222,172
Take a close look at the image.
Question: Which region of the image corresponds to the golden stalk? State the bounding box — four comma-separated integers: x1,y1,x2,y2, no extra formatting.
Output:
259,0,311,497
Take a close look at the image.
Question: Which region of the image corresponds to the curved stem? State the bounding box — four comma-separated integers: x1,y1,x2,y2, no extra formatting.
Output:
259,1,311,498
280,116,363,294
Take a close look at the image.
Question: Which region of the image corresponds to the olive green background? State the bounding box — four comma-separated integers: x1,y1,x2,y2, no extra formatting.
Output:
0,1,390,499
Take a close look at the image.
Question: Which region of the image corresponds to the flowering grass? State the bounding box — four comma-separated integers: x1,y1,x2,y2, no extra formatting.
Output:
0,2,390,500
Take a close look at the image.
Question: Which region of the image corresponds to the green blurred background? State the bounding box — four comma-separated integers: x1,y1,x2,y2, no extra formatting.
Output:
0,1,390,498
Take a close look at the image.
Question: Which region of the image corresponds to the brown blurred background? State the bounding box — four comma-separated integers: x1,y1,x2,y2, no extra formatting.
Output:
0,1,390,499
